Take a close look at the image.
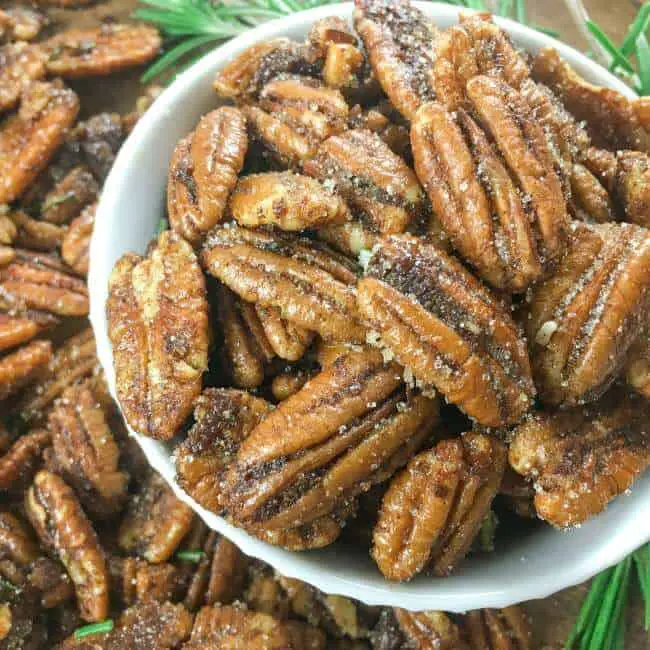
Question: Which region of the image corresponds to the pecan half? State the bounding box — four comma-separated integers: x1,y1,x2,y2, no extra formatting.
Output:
0,428,50,491
626,333,650,398
202,224,365,343
107,231,209,440
9,209,65,252
230,172,349,231
509,395,650,528
358,234,534,427
223,348,439,543
0,339,52,401
61,202,95,276
0,42,46,113
243,566,290,619
25,470,109,621
304,129,426,235
525,222,650,407
462,606,532,650
353,0,438,120
0,511,39,586
168,107,248,245
175,388,272,515
44,24,161,78
109,556,181,608
393,609,467,650
372,433,506,580
0,80,79,205
40,166,98,225
615,150,650,228
118,472,194,563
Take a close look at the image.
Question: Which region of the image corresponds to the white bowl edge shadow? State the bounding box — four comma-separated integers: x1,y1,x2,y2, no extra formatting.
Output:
88,1,650,612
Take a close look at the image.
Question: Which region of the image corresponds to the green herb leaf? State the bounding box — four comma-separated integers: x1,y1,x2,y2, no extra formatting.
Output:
633,545,650,630
586,20,635,75
176,550,206,563
620,3,650,57
634,32,650,96
74,620,114,640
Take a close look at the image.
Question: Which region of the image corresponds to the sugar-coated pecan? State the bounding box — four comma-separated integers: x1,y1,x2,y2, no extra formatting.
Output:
118,472,194,563
372,433,507,580
0,7,46,42
202,224,365,343
509,395,650,528
25,470,109,621
270,367,316,401
44,24,161,78
61,202,95,276
255,305,313,362
230,172,349,231
28,556,75,608
411,89,569,291
0,511,39,586
0,339,52,401
0,429,50,491
317,220,377,258
9,209,64,252
45,382,128,519
626,332,650,398
304,129,425,235
109,556,181,608
532,47,650,153
525,222,650,407
393,609,467,650
0,212,16,245
168,107,248,245
253,512,351,551
0,248,88,316
175,388,272,515
348,104,411,159
615,150,650,228
353,0,438,120
462,606,532,650
0,42,46,113
243,566,290,619
358,234,534,426
107,231,209,440
40,166,98,225
569,163,615,223
223,348,439,541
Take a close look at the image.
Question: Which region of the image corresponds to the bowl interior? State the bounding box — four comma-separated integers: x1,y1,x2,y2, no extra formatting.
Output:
88,2,650,611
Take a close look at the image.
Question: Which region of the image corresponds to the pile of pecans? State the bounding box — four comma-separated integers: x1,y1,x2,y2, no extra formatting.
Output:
105,0,650,592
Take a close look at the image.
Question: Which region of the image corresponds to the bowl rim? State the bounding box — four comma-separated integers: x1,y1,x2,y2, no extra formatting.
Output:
89,1,650,612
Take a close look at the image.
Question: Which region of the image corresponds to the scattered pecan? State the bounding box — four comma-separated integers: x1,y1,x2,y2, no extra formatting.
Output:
0,428,50,491
40,166,98,225
202,224,365,343
372,433,507,580
109,556,181,608
462,605,532,650
353,0,438,120
614,150,650,228
569,163,616,223
28,556,75,609
168,107,248,245
0,511,39,586
44,24,161,78
0,80,79,205
61,202,95,276
230,171,349,231
509,394,650,528
118,472,194,563
0,42,46,113
107,231,209,440
9,210,65,252
25,470,109,622
394,609,467,650
304,129,425,235
175,388,272,514
358,234,534,426
253,512,351,551
525,222,650,407
0,339,52,401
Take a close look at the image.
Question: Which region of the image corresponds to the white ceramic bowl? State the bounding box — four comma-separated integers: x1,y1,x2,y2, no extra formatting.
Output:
89,2,650,612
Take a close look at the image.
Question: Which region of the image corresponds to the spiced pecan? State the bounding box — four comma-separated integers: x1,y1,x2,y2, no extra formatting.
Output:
525,222,650,407
107,231,209,440
40,166,98,225
411,84,569,291
0,7,46,42
0,211,16,246
253,513,351,551
9,209,65,252
0,339,52,401
223,348,439,545
358,234,534,426
615,150,650,228
25,470,109,621
0,511,38,586
243,567,290,619
168,107,248,245
61,202,95,276
372,433,507,580
462,606,532,650
230,172,349,231
44,24,161,78
0,42,46,113
28,556,75,609
353,0,438,120
0,428,50,491
509,395,650,528
626,332,650,398
109,556,181,608
569,163,615,224
304,129,425,235
393,609,468,650
270,367,316,401
317,221,377,258
68,112,124,181
0,604,9,641
255,305,314,362
118,472,194,563
175,388,272,515
202,224,365,343
0,80,79,205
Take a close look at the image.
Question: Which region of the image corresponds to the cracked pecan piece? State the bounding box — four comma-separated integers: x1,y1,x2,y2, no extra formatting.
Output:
28,556,75,609
372,433,507,580
525,222,650,407
109,556,181,608
462,606,532,650
168,107,248,245
45,381,128,520
9,209,65,252
25,470,109,622
44,24,161,78
175,388,272,515
0,42,46,113
411,82,569,291
255,305,313,362
202,224,365,343
304,129,425,235
509,395,650,528
230,171,349,231
353,0,438,120
0,7,46,43
0,511,39,586
0,428,50,491
223,348,439,544
0,339,52,401
40,166,98,225
0,211,16,245
358,234,534,427
107,231,209,440
317,220,377,258
118,472,194,563
61,202,95,276
625,333,650,398
393,609,468,650
270,367,316,401
0,80,79,205
614,150,650,228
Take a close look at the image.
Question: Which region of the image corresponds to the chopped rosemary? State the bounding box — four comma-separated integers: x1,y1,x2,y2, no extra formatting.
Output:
74,620,114,640
176,549,206,563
